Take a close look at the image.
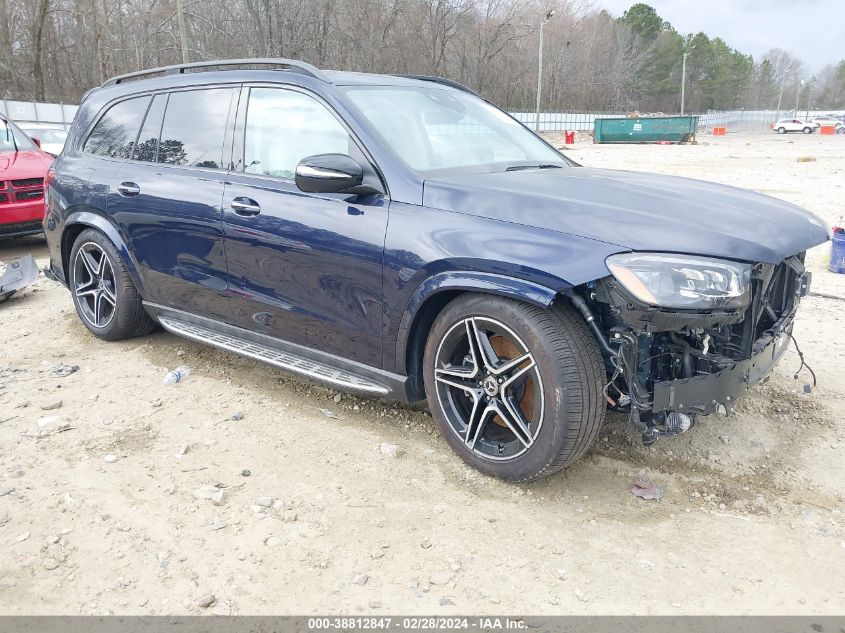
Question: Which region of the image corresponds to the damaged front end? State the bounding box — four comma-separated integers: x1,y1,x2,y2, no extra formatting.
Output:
575,252,812,445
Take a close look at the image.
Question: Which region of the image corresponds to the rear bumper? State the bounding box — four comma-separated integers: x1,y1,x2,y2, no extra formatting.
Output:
43,261,66,285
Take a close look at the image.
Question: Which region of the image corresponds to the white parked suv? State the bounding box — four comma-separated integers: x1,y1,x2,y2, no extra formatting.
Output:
17,123,68,155
773,118,815,134
810,115,845,132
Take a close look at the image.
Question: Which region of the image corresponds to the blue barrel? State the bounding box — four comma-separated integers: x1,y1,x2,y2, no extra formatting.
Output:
830,231,845,274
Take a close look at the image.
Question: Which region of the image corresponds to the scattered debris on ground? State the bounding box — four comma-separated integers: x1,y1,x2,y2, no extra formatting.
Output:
631,477,664,501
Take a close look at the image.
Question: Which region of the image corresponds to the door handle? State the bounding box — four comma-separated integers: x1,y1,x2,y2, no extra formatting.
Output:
117,182,140,196
231,197,261,216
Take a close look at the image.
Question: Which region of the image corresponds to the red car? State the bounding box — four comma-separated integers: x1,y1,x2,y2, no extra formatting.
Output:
1,114,53,238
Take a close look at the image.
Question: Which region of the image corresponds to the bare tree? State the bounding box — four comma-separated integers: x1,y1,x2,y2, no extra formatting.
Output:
1,0,840,113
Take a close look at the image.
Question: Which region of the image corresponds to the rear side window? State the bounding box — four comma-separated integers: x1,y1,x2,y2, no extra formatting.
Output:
82,96,150,159
133,94,167,163
157,88,234,169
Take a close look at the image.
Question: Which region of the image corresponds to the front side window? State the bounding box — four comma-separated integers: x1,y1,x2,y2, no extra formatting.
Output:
82,96,150,159
157,88,234,169
244,88,352,180
344,86,564,173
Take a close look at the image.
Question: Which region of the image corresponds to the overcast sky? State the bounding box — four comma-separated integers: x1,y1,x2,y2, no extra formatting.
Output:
596,0,845,73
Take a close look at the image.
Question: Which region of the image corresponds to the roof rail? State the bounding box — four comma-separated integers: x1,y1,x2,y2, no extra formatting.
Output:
396,75,479,97
101,58,331,87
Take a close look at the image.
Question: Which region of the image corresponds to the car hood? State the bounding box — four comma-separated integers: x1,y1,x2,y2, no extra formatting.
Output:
423,167,829,264
0,149,53,177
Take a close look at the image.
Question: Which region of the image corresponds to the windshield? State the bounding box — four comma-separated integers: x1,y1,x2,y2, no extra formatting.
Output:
0,119,37,152
21,128,67,144
344,86,565,174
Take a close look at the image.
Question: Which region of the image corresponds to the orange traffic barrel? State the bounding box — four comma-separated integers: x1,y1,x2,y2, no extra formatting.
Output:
713,126,726,136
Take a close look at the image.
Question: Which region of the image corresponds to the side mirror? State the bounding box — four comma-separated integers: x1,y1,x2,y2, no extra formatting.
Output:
295,154,365,194
31,137,41,149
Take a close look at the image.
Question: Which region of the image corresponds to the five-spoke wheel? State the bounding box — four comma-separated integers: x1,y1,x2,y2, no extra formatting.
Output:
72,242,117,329
423,294,606,482
69,229,155,340
433,316,543,460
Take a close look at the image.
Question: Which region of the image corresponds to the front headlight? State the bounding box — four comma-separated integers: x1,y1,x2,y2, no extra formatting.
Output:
606,253,752,309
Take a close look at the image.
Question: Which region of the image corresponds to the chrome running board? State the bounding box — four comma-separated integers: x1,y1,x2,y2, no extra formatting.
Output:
158,316,390,395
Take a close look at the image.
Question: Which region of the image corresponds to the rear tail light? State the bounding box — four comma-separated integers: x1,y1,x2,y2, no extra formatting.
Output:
44,167,54,208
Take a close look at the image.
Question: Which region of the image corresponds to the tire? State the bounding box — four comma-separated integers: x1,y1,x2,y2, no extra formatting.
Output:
68,228,155,341
803,127,812,134
422,294,606,482
777,127,786,134
837,127,845,135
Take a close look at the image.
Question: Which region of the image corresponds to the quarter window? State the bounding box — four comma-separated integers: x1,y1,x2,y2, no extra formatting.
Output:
244,88,351,180
156,88,234,169
83,96,150,159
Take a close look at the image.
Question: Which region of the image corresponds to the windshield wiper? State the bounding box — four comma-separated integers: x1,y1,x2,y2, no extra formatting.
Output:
505,163,562,171
3,120,18,152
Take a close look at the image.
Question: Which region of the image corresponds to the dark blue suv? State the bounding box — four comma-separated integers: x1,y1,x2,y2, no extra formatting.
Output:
44,59,828,481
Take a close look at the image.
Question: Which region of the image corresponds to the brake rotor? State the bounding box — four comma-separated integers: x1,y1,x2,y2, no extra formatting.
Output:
489,334,536,426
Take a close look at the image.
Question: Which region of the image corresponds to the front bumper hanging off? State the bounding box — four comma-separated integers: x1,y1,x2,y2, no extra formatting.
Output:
586,261,812,445
651,321,793,415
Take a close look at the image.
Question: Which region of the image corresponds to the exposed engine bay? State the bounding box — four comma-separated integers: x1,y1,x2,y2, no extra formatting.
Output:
574,252,812,445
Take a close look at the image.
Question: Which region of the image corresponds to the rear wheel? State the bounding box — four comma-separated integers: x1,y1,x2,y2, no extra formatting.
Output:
803,127,812,134
69,229,155,340
422,294,606,482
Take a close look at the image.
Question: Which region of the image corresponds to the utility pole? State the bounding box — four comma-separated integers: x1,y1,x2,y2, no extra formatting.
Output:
534,10,555,132
680,40,695,115
176,0,189,64
775,63,792,117
793,79,804,118
806,81,813,118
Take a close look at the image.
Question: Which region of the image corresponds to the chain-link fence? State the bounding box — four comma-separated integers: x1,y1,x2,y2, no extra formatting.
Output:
511,109,845,133
3,97,844,135
0,99,78,129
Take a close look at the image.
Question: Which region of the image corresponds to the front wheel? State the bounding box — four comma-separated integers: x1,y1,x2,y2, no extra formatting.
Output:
777,127,786,134
423,295,606,482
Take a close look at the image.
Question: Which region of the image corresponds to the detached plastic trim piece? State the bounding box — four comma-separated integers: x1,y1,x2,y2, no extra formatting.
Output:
0,253,39,303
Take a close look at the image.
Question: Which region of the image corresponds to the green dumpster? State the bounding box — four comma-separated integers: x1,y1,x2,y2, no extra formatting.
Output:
593,116,699,144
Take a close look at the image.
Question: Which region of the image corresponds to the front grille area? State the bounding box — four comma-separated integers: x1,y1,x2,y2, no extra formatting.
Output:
715,255,804,361
0,178,44,205
11,177,43,188
15,190,43,202
0,220,43,237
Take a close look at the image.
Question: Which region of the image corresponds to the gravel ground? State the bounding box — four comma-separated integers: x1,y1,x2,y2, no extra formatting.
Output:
1,131,844,615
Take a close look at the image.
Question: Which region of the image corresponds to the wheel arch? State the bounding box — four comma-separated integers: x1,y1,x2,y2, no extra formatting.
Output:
62,210,145,297
396,271,563,400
